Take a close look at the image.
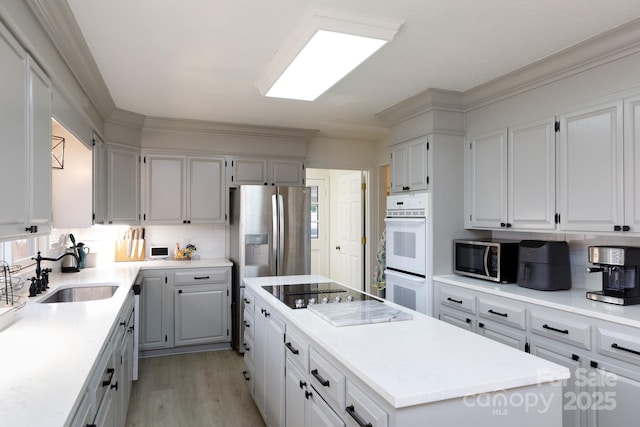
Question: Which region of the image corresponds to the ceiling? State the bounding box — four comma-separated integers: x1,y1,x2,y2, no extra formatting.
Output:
66,0,640,141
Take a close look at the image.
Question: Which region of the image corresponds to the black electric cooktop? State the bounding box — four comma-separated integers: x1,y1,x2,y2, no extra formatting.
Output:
262,282,381,309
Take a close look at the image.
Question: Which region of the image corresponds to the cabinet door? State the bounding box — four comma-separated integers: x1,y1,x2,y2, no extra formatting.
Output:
588,360,640,427
389,144,408,193
253,302,267,419
468,129,508,228
27,57,52,235
530,339,585,427
0,24,29,238
624,94,640,232
108,146,139,224
264,309,286,427
174,284,229,346
93,135,108,225
145,154,185,223
232,157,268,185
270,158,305,186
407,137,429,192
307,387,345,427
559,101,623,232
508,118,556,229
187,156,226,223
285,358,307,427
140,273,173,350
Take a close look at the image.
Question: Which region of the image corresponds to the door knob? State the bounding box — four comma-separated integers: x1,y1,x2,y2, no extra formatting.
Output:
335,246,341,250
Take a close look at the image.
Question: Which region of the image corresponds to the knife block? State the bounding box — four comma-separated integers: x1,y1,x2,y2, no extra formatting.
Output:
115,240,146,262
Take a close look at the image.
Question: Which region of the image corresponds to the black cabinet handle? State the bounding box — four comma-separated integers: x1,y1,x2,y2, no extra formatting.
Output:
285,342,299,355
110,381,119,391
572,354,580,361
542,324,569,334
614,225,622,231
623,225,631,232
102,368,115,387
244,298,251,304
194,276,210,280
500,222,506,228
299,380,307,390
242,370,250,381
488,309,508,318
305,390,313,399
311,369,330,387
612,343,640,356
346,405,373,427
243,321,250,328
243,343,250,352
447,297,463,304
466,318,472,324
478,322,485,328
591,361,599,369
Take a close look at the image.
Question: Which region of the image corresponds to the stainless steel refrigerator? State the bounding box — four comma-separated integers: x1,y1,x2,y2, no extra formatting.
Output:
229,185,311,352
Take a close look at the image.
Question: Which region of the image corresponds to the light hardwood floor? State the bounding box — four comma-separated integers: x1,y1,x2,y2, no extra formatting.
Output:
126,350,265,427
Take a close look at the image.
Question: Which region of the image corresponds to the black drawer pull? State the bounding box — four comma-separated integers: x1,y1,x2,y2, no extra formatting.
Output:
243,321,250,328
447,297,463,304
542,324,569,334
102,368,115,387
299,380,307,389
346,405,373,427
242,370,250,381
305,390,313,399
488,309,508,318
285,342,299,355
244,298,251,304
194,276,210,280
243,343,250,352
311,369,330,387
612,343,640,356
466,318,472,324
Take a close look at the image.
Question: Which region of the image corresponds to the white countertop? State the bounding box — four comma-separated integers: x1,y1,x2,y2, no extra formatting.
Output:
0,258,231,427
244,275,570,409
434,274,640,328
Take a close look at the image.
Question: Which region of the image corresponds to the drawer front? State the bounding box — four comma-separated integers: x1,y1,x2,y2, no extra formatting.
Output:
596,327,640,366
88,344,115,412
309,348,346,411
439,287,476,315
243,333,254,365
438,307,475,332
530,311,591,350
284,327,309,372
243,309,254,341
346,381,388,427
478,297,525,330
174,268,229,285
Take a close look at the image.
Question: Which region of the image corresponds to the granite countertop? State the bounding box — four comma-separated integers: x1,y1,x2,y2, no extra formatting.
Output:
244,275,570,409
434,274,640,328
0,258,231,427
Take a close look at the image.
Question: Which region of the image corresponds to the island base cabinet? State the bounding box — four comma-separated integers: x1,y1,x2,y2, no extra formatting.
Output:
587,359,640,427
285,358,308,427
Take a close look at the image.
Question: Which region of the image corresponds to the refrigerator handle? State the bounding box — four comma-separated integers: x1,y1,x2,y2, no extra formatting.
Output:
271,194,278,276
278,194,285,274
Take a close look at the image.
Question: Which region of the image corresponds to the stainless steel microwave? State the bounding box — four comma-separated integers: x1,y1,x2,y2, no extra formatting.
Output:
453,240,519,283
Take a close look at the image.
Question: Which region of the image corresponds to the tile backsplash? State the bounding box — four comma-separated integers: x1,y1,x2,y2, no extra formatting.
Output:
51,224,227,264
493,231,640,291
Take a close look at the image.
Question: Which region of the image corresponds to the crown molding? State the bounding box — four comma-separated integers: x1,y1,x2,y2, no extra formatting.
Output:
107,108,146,130
26,0,115,120
143,116,318,143
463,17,640,111
375,88,464,127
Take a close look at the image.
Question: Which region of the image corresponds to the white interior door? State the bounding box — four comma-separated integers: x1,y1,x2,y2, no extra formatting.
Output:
330,171,363,289
307,175,329,277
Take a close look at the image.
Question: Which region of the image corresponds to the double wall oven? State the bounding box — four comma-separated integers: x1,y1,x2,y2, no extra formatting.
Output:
384,192,431,315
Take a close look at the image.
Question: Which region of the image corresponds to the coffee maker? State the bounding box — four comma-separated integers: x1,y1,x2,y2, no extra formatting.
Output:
586,246,640,305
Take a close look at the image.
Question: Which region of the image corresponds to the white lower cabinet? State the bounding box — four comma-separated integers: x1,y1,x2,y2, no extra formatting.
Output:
307,387,345,427
254,297,286,427
286,357,309,427
139,270,174,350
345,381,388,427
434,279,640,427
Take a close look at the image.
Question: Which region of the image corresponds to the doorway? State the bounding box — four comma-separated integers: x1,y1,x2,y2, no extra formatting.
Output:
306,169,366,291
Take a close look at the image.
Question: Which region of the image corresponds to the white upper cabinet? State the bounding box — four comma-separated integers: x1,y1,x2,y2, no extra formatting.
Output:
624,94,640,233
144,152,226,224
508,118,556,230
468,120,556,231
92,135,108,225
558,100,624,232
389,135,429,194
0,22,51,238
468,129,508,228
230,157,305,187
107,146,140,224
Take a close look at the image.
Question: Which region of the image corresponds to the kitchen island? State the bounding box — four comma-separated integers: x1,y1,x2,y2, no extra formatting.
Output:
0,258,230,427
244,275,570,426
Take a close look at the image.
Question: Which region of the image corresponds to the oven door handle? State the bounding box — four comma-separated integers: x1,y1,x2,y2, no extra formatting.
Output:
483,247,491,277
384,217,425,223
384,269,426,282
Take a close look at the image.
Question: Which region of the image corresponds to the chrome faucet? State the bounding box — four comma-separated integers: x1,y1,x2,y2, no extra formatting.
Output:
29,251,80,297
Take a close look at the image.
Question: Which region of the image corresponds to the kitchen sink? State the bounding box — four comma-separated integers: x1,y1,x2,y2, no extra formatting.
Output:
39,284,119,303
